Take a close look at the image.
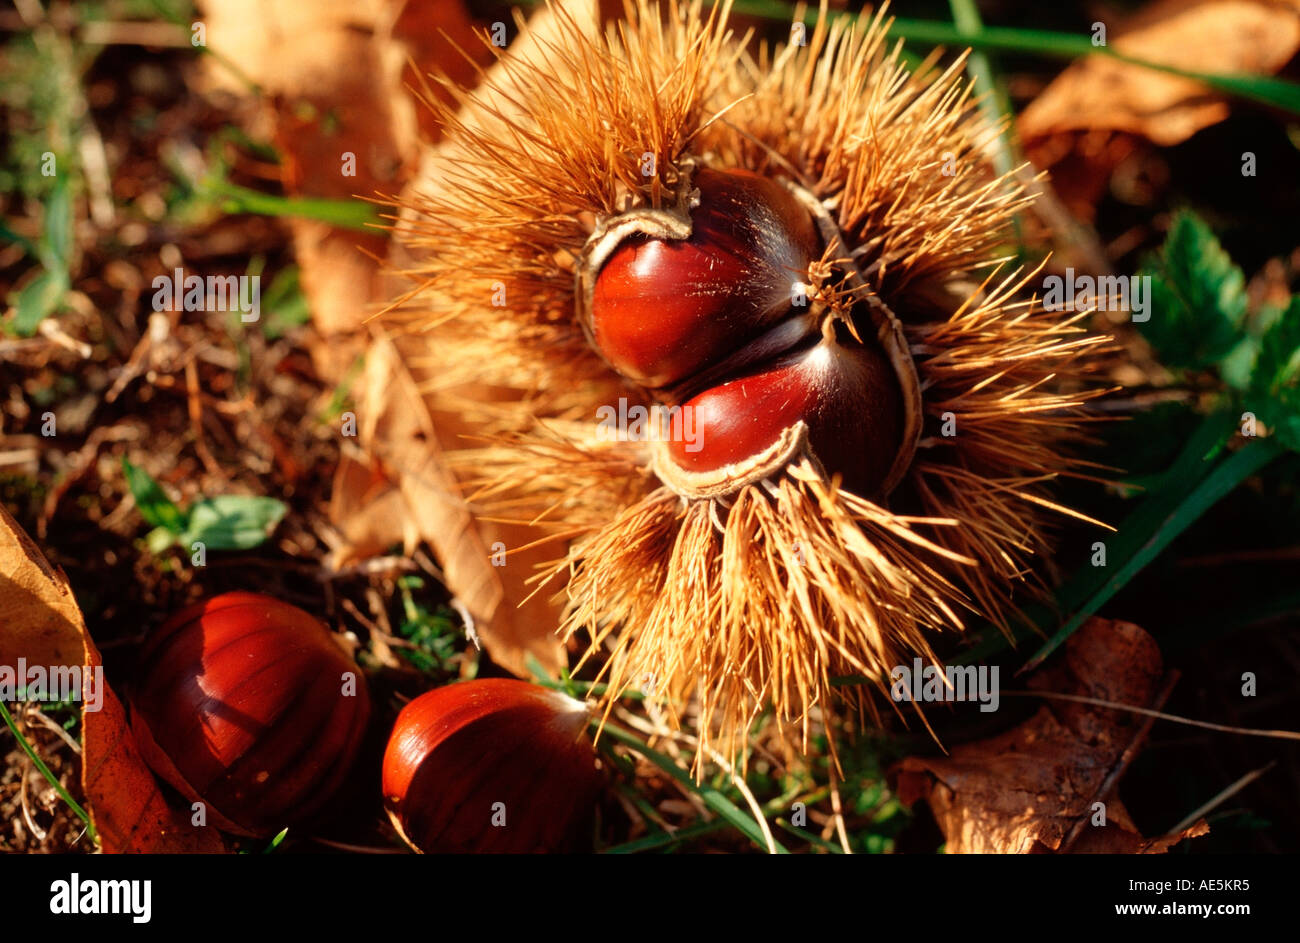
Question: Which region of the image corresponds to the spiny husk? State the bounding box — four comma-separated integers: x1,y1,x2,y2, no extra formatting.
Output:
390,0,1111,766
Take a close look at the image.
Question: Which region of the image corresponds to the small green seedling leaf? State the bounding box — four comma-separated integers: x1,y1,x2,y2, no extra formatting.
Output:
180,495,287,550
12,268,70,336
259,266,311,340
9,176,75,336
41,175,73,271
146,526,179,554
122,458,188,534
393,577,459,674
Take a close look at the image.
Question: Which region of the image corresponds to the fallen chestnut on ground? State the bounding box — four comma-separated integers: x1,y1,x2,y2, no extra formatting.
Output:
382,679,602,854
129,591,371,837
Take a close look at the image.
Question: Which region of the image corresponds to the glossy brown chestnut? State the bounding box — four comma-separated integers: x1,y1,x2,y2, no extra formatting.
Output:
129,592,371,837
664,332,903,497
583,164,919,500
586,167,821,390
382,679,602,854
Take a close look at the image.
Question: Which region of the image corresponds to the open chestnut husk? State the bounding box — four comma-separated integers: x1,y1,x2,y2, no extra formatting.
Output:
382,679,602,854
393,2,1111,767
129,591,371,837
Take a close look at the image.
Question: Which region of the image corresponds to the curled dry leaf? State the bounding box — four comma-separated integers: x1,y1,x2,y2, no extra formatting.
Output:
326,442,421,564
355,0,624,677
322,1,616,677
0,505,222,853
326,334,565,677
349,0,612,677
195,0,485,375
1019,0,1300,148
1018,0,1300,217
198,0,570,675
895,618,1209,854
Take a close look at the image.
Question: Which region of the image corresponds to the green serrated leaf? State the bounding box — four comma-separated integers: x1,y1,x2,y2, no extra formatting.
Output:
122,458,188,533
1251,297,1300,390
12,268,69,336
1138,211,1247,369
1220,337,1260,392
180,495,287,550
1246,296,1300,450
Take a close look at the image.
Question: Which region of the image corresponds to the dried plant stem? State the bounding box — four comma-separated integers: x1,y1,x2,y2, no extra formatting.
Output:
23,705,82,755
827,762,852,854
1166,763,1277,837
1002,688,1300,742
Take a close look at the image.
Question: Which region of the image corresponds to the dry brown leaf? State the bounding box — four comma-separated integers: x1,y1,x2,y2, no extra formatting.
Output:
196,0,571,671
327,333,565,678
895,617,1208,854
318,1,612,678
350,0,617,678
0,505,86,671
201,0,604,676
326,449,421,563
196,0,484,377
0,504,222,853
1019,0,1300,148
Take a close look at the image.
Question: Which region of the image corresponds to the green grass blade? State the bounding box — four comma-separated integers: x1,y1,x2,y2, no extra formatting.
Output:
597,723,788,853
0,700,97,845
1021,436,1285,673
775,818,845,852
602,818,732,854
947,0,1023,249
1053,410,1235,614
892,20,1300,114
725,2,1300,115
0,220,40,259
938,411,1238,667
203,180,382,230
